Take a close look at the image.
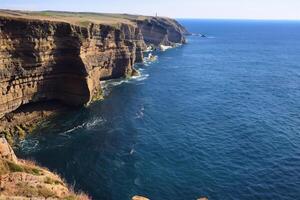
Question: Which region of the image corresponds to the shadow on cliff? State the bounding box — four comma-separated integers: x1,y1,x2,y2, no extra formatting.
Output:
29,22,92,108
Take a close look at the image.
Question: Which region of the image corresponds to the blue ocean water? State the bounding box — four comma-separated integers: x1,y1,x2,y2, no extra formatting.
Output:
17,20,300,200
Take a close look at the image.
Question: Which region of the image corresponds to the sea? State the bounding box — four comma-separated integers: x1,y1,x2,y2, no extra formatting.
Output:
16,19,300,200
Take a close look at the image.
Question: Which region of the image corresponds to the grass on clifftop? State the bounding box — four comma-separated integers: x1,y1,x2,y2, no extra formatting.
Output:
0,9,151,27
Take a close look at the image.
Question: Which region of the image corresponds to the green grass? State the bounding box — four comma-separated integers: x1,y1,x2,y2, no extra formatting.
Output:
0,9,150,27
1,130,14,145
16,125,26,139
63,195,77,200
7,162,24,172
44,176,63,185
78,20,91,27
6,160,42,175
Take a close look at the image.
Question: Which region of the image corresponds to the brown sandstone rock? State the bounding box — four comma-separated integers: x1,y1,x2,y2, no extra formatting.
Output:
0,10,187,200
132,195,150,200
0,137,17,163
0,11,187,121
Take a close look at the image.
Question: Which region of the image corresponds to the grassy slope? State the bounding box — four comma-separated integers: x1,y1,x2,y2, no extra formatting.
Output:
0,159,89,199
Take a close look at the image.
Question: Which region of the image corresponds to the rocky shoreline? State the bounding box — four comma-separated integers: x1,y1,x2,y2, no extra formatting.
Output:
0,10,188,199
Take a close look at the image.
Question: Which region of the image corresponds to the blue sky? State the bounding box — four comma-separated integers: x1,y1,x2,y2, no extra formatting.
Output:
1,0,300,20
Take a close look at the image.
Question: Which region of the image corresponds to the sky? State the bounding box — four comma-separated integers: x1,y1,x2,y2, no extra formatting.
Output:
1,0,300,20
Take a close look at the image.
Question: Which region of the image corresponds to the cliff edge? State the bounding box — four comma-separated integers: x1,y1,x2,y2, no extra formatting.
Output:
0,10,188,118
0,10,188,198
0,10,188,142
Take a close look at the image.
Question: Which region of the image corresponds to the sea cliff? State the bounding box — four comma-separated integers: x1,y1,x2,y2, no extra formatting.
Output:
0,10,188,199
0,10,188,141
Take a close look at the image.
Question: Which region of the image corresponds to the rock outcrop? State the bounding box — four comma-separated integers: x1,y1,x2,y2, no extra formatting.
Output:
0,16,142,119
0,137,90,199
0,137,17,163
137,17,188,46
0,10,188,120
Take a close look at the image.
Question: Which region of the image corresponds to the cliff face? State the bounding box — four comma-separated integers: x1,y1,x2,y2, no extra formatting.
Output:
137,17,189,46
0,10,188,200
0,17,144,119
0,10,187,119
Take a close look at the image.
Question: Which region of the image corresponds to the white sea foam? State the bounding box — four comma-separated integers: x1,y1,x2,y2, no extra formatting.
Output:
130,148,135,155
59,117,105,135
131,73,149,82
102,79,130,89
62,123,86,134
135,105,145,119
160,45,173,51
144,46,153,52
143,52,158,64
86,117,105,129
18,139,40,153
101,70,150,97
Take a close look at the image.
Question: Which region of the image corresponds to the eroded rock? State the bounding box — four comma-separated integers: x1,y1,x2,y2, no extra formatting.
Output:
0,137,17,163
0,11,187,121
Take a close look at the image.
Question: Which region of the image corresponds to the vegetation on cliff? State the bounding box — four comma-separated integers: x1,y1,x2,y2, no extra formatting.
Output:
0,137,90,199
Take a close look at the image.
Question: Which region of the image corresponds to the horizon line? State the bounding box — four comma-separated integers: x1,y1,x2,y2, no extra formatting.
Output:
176,17,300,21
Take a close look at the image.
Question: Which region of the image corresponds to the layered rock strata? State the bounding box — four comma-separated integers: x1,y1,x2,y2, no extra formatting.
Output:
137,17,188,45
0,10,188,120
0,10,188,199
